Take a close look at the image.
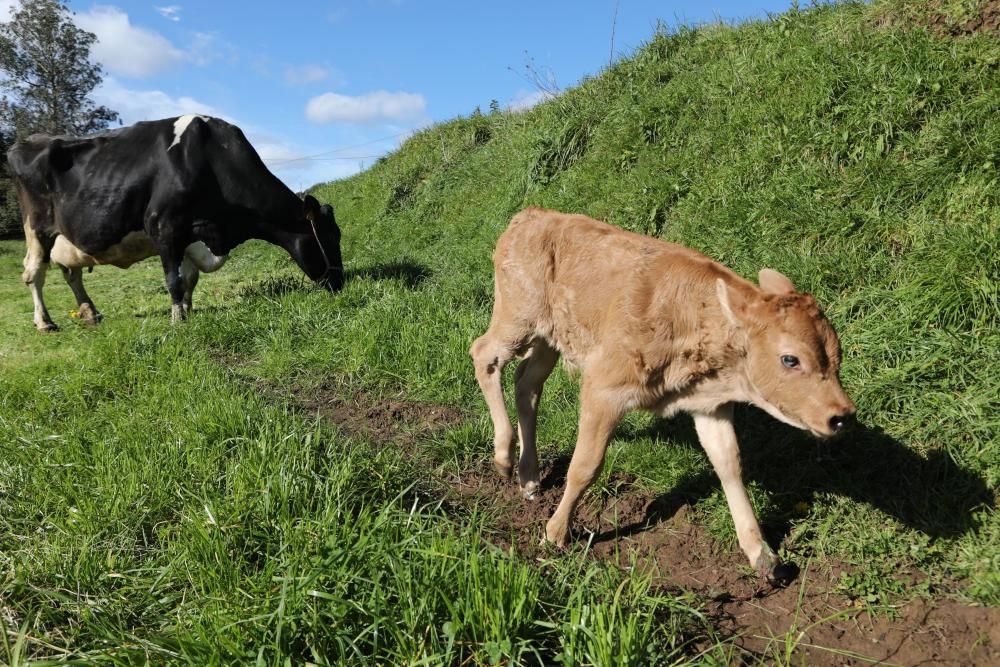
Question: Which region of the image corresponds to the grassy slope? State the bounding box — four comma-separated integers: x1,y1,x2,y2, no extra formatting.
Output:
315,0,999,601
0,0,997,663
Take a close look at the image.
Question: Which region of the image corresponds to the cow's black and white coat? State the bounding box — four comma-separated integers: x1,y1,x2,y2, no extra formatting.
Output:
8,114,344,330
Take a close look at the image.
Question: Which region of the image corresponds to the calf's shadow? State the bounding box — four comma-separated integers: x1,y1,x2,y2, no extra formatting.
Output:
554,407,992,552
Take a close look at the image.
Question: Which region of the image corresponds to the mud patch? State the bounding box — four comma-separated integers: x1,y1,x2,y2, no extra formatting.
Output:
454,460,1000,666
289,379,463,446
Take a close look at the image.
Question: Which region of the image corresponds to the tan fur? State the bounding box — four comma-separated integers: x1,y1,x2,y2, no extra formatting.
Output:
471,208,855,578
51,231,158,269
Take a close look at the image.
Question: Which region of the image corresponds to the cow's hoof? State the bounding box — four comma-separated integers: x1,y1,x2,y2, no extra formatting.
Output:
521,481,540,500
493,460,513,481
78,304,102,325
36,321,58,332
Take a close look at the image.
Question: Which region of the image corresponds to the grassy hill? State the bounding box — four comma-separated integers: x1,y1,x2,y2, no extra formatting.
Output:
0,0,997,663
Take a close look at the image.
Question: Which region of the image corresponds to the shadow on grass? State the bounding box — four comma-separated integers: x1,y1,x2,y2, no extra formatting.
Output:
236,275,310,299
565,408,992,550
345,260,431,288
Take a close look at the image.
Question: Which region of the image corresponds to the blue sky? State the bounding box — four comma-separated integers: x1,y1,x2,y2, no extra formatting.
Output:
3,1,795,190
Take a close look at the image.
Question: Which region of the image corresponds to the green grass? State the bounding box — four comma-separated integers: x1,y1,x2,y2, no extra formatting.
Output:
1,0,998,663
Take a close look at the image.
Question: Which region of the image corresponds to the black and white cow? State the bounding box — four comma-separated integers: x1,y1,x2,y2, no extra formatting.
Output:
7,114,344,330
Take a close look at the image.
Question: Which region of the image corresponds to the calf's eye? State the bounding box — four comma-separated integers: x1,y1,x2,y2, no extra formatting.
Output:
781,355,800,369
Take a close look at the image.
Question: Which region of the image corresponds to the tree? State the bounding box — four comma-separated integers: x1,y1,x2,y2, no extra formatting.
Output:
0,0,119,139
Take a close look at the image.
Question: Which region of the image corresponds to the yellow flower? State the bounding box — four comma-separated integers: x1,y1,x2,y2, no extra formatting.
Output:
69,310,80,319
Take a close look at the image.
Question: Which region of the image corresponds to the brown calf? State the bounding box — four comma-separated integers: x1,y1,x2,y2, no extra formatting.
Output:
470,208,855,580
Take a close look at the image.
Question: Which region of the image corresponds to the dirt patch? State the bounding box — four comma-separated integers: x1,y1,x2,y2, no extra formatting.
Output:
269,377,997,665
453,460,1000,666
288,379,463,446
877,0,1000,37
926,0,1000,36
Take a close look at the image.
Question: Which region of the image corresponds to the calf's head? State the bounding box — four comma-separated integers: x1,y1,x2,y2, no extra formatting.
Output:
718,269,855,437
296,195,344,291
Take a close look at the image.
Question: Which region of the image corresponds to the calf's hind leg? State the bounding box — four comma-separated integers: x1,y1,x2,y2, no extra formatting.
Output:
513,341,559,498
470,324,530,481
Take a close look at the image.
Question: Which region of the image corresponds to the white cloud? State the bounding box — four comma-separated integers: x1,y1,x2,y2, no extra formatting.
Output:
285,64,329,86
76,6,186,78
89,79,365,188
155,5,182,22
305,90,427,124
93,76,225,125
0,0,17,20
508,89,555,112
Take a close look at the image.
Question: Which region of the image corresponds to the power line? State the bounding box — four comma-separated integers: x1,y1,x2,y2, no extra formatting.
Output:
261,131,411,166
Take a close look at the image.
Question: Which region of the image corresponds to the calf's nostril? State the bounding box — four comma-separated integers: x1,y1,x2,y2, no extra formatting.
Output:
829,413,852,433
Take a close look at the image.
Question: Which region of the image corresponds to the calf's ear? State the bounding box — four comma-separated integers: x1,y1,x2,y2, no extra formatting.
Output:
758,268,796,295
302,194,321,222
716,279,748,328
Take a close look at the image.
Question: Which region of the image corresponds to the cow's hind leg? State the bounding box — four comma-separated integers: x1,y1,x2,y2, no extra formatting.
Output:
60,265,102,325
158,251,187,323
470,324,530,481
22,222,57,331
513,340,559,498
180,255,200,316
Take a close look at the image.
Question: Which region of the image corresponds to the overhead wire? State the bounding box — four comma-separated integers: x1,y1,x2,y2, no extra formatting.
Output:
261,131,411,166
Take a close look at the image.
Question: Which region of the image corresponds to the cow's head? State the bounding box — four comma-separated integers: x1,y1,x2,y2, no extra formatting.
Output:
717,269,855,437
297,195,344,291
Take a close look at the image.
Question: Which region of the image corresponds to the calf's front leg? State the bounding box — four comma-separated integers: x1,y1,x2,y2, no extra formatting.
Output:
693,404,780,581
545,383,624,546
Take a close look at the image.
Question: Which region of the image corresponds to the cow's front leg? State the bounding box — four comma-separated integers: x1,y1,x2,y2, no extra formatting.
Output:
60,265,102,325
694,404,780,581
160,253,187,323
545,382,624,547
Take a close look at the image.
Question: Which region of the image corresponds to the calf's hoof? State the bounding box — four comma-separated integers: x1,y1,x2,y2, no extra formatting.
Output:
35,321,58,332
493,459,513,481
543,520,570,549
754,546,793,586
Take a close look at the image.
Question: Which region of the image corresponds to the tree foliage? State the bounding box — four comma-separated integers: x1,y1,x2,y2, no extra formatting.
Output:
0,0,119,139
0,0,121,236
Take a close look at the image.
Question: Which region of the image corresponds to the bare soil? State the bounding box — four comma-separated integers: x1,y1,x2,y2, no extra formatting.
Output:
453,460,1000,665
287,380,999,665
288,379,464,446
877,0,1000,37
925,0,1000,36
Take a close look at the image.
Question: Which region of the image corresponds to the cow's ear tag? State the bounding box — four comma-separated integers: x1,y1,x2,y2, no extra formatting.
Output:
758,268,796,295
